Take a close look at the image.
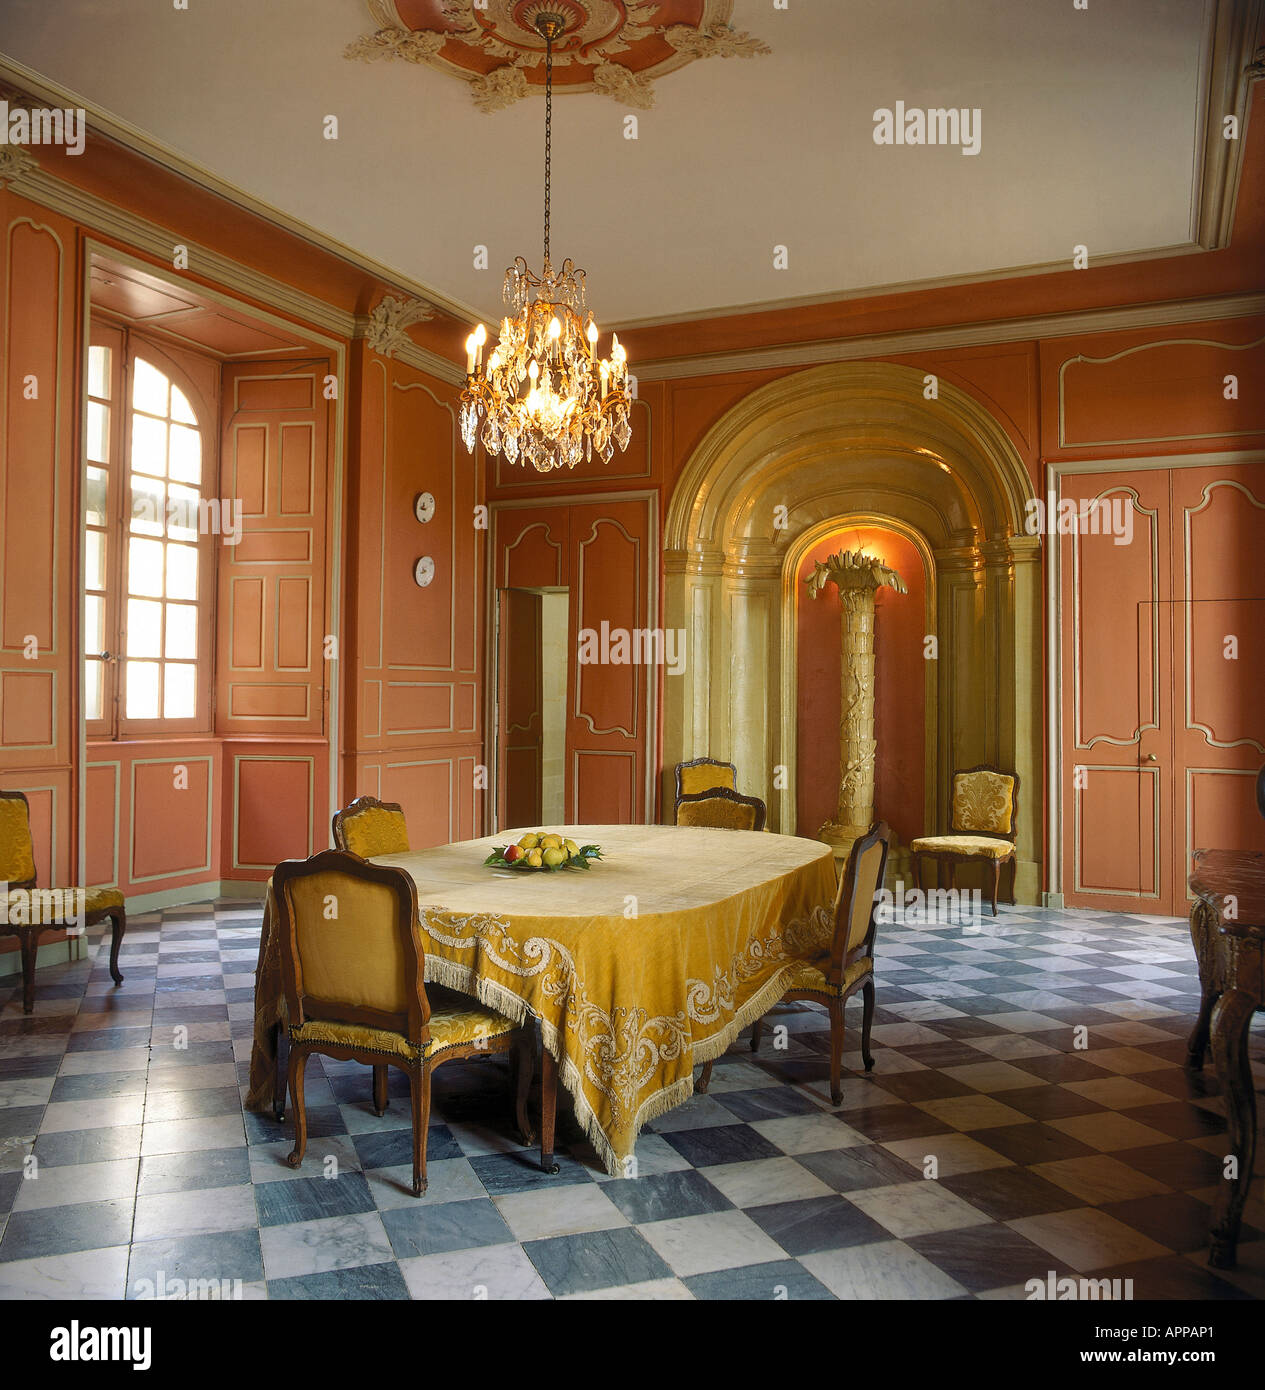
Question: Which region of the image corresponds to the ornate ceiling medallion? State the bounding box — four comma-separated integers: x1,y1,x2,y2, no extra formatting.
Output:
346,0,771,111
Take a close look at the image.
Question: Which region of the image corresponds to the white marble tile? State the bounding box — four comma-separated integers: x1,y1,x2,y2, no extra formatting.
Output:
882,1133,1013,1177
398,1241,552,1300
0,1245,131,1300
1009,1207,1169,1273
845,1181,991,1238
132,1183,258,1242
495,1184,629,1242
590,1132,692,1182
646,1094,741,1133
140,1115,246,1156
700,1155,836,1208
963,1034,1059,1061
59,1048,151,1075
144,1064,240,1093
40,1096,146,1133
13,1158,139,1211
637,1209,787,1278
365,1158,486,1211
0,1075,55,1108
749,1112,869,1155
800,1239,968,1299
941,1060,1045,1093
916,1094,1029,1131
260,1210,394,1280
249,1136,364,1184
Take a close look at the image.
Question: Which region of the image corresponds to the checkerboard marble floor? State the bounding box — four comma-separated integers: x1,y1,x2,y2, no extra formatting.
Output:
3,898,1265,1300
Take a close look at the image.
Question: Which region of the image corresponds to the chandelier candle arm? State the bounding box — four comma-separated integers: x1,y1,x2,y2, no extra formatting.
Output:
458,10,633,474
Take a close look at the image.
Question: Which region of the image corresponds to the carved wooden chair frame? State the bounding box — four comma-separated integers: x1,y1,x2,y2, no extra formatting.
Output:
699,821,892,1106
910,764,1020,917
673,757,738,810
674,786,767,832
331,795,409,857
0,788,125,1014
272,849,533,1196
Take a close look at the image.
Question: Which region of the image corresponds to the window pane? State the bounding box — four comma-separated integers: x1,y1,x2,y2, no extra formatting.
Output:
166,484,199,540
126,598,163,658
163,663,196,719
170,385,196,425
84,657,103,722
166,543,198,600
84,594,104,654
128,537,165,597
88,345,110,400
165,604,197,659
131,413,167,478
168,424,201,484
132,358,169,416
126,660,160,719
130,477,165,536
85,529,105,590
87,401,109,464
85,467,107,526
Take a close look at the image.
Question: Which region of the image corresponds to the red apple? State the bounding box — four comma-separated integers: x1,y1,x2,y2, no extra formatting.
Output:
503,844,520,862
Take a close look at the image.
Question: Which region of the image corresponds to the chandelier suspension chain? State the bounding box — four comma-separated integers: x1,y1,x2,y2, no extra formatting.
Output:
543,27,552,265
458,11,632,473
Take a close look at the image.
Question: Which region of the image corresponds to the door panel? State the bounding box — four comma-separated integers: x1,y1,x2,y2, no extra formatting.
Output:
1171,467,1265,906
1062,463,1265,915
496,588,542,830
1062,471,1173,911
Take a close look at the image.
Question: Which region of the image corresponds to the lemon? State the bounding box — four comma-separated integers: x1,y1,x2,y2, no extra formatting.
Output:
518,833,540,850
543,847,566,867
564,839,579,856
539,833,564,850
526,848,543,868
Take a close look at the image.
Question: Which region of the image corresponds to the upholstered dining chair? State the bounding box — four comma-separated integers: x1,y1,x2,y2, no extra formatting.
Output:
332,795,410,858
675,787,767,832
697,821,891,1106
272,849,533,1196
0,789,125,1014
909,765,1019,916
674,757,737,808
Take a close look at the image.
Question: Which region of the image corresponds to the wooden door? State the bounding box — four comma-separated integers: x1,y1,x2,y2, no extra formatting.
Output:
495,588,543,831
565,501,651,824
1169,465,1265,910
1062,463,1265,916
1061,470,1175,912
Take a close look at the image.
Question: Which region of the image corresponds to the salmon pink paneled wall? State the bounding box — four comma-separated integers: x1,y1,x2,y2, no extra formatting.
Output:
341,346,485,848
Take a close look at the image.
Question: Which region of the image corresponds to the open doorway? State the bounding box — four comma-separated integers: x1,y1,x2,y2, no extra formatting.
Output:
494,587,570,831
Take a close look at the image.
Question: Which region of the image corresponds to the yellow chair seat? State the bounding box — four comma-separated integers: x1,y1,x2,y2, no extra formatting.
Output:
911,835,1014,859
782,955,873,997
83,887,125,914
290,985,519,1061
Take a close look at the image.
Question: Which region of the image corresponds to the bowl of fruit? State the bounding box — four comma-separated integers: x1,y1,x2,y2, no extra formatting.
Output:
484,832,603,872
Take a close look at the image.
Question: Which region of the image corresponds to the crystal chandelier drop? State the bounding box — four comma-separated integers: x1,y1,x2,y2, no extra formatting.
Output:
459,12,632,474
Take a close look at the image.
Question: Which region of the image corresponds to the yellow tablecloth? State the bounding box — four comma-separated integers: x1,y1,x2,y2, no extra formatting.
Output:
247,824,837,1175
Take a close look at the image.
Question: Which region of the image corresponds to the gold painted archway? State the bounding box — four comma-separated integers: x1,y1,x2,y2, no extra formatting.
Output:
662,360,1043,901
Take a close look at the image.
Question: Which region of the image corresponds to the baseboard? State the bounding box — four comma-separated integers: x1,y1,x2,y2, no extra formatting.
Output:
1043,891,1066,909
0,932,87,980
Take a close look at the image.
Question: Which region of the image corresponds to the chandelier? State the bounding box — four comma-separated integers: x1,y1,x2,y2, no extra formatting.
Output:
458,12,632,474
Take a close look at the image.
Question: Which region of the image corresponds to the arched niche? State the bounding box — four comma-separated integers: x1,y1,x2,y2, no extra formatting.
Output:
663,360,1043,901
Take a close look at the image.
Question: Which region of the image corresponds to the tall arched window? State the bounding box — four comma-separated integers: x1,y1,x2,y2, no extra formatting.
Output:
85,332,213,736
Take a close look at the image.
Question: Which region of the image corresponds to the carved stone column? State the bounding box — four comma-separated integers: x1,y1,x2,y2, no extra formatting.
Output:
807,550,906,861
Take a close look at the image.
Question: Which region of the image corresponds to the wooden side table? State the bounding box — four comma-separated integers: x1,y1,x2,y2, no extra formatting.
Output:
1186,848,1265,1268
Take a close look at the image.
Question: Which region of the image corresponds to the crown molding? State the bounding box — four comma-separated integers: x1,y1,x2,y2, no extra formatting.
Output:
0,55,479,326
352,311,464,385
633,292,1265,382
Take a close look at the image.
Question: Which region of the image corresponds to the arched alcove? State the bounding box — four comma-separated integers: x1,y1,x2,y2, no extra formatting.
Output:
663,360,1043,900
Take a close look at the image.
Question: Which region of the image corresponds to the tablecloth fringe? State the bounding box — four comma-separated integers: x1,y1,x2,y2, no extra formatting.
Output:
422,951,802,1178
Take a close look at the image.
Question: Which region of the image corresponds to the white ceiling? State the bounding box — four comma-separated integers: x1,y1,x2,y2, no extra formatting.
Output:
0,0,1211,325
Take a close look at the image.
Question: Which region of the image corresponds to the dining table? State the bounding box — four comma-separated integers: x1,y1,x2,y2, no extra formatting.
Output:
246,823,839,1177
